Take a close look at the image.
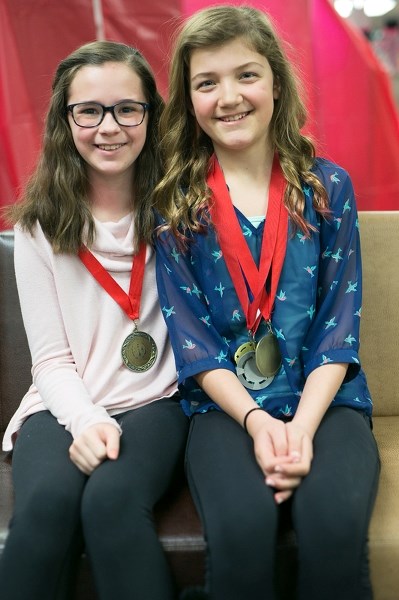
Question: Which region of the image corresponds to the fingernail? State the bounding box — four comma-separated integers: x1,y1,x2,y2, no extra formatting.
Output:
266,477,275,486
274,465,282,472
275,495,284,504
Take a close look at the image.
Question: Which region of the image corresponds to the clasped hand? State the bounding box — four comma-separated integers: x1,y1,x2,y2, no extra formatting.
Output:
248,414,313,504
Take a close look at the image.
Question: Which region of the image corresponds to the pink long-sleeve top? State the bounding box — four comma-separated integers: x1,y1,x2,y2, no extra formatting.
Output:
2,214,178,452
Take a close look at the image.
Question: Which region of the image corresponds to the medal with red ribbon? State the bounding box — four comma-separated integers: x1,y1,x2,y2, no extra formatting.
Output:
78,242,157,372
207,153,288,388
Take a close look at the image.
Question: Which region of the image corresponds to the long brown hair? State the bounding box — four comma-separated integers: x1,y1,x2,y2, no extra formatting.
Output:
6,41,164,253
153,4,329,240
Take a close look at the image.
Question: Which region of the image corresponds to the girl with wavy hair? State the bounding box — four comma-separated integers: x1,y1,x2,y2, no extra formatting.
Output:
0,40,188,600
154,5,380,599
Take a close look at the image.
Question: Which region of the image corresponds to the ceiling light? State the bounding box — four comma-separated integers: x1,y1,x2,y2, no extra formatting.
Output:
363,0,397,17
334,0,354,18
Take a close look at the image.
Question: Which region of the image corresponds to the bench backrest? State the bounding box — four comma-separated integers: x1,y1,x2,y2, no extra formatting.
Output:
1,212,398,437
359,211,399,417
0,231,31,437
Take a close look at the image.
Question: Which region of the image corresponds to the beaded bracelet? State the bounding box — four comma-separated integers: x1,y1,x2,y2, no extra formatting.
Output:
243,407,263,433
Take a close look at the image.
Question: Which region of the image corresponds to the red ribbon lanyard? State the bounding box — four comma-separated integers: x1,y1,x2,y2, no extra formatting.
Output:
207,153,288,335
78,241,146,322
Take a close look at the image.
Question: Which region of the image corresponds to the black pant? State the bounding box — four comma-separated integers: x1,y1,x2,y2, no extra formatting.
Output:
186,407,380,600
0,397,188,600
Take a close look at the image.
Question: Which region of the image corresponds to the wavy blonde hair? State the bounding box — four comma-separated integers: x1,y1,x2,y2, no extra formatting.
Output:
153,4,329,240
5,41,164,253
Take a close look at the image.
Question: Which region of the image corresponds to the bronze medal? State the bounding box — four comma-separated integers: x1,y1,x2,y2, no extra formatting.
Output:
121,330,157,372
236,347,274,391
79,242,154,373
255,330,281,378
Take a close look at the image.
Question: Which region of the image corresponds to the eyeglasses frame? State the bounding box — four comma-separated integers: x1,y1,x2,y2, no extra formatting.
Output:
66,100,150,128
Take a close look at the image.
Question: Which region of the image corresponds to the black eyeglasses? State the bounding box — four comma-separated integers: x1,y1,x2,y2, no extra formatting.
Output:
66,100,150,128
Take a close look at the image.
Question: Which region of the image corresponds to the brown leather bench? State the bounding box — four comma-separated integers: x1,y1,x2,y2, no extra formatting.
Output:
1,211,399,598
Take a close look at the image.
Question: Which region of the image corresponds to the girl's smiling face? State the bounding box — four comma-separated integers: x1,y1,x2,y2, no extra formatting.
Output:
189,37,280,158
67,62,148,184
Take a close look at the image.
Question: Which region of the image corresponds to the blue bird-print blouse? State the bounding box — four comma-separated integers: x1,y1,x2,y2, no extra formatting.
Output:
155,158,373,419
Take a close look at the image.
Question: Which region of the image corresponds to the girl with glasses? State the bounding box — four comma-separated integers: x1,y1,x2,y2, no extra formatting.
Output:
154,5,380,599
0,40,188,600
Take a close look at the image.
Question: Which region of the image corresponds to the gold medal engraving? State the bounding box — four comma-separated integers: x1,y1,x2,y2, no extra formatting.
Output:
121,330,157,372
255,330,281,378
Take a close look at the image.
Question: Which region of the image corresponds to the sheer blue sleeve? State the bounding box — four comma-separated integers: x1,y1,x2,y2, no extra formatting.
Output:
155,224,236,385
302,161,363,380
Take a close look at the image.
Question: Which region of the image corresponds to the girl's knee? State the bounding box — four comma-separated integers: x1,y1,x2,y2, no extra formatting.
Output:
14,482,82,531
207,499,277,558
81,476,149,534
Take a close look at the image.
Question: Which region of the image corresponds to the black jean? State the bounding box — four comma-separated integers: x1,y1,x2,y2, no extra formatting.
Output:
0,396,188,600
186,407,380,600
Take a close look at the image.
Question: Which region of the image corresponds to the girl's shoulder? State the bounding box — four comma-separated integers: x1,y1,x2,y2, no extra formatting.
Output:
310,157,358,225
311,157,353,191
15,220,45,244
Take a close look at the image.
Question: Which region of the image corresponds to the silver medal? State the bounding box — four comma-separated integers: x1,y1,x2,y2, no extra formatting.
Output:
236,348,274,390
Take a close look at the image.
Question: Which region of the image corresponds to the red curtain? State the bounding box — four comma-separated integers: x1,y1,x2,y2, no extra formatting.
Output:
311,0,399,209
0,1,41,213
101,0,181,97
1,0,399,230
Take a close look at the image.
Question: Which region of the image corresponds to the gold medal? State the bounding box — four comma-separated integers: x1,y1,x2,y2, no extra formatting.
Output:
234,340,256,364
121,330,157,372
255,330,281,378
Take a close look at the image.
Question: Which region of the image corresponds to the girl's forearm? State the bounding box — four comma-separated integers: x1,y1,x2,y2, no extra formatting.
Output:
195,368,262,427
293,363,348,439
195,363,348,440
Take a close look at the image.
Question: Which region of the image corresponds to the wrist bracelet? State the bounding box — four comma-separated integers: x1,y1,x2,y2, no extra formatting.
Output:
243,407,263,433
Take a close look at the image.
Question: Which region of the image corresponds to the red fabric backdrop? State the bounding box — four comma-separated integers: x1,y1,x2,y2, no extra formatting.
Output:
1,0,399,230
